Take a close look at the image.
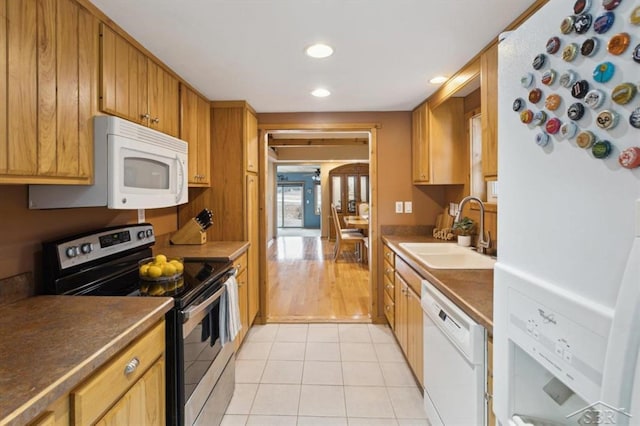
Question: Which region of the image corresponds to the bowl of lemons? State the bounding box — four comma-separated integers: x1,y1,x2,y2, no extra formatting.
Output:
139,254,185,296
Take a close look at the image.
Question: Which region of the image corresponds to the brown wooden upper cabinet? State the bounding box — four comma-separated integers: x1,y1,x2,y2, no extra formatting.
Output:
481,42,498,180
100,24,179,138
329,163,369,228
180,84,210,186
0,0,98,185
411,98,466,185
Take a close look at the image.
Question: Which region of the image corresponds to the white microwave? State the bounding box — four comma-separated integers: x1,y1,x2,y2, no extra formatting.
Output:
29,116,188,209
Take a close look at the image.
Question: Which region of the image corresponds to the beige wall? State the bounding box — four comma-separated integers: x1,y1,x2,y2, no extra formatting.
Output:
259,112,447,235
0,185,178,289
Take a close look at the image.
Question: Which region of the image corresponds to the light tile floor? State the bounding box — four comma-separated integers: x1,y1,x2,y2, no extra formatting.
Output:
222,323,428,426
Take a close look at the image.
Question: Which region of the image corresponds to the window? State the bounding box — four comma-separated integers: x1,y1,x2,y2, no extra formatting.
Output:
314,183,321,215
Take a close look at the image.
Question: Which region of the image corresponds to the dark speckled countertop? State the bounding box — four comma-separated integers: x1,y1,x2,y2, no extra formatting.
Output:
0,296,173,426
382,235,494,334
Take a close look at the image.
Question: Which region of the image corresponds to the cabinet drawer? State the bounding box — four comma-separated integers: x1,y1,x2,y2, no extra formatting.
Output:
383,290,395,330
383,275,395,301
383,245,395,267
71,321,165,425
396,257,422,295
234,252,248,275
383,260,395,283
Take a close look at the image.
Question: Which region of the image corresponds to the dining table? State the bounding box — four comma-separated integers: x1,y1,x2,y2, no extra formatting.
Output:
344,216,369,233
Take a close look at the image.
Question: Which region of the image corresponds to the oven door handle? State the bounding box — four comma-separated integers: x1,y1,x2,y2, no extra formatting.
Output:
182,285,226,322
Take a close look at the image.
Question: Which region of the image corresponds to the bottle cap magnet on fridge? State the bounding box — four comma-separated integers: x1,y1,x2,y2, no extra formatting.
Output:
618,147,640,169
562,43,579,62
546,118,562,134
545,94,562,111
541,70,556,85
561,16,575,34
571,80,590,98
594,11,615,34
596,110,620,130
559,70,578,88
611,83,637,105
574,0,591,14
574,14,593,34
592,140,612,159
533,111,548,126
521,73,534,88
593,62,615,83
630,108,640,129
535,132,550,147
607,33,630,55
546,37,561,54
520,109,534,124
576,130,596,148
631,6,640,25
532,54,547,70
603,0,622,11
568,102,586,120
513,98,525,112
529,88,543,103
560,122,578,139
584,89,605,109
581,37,599,56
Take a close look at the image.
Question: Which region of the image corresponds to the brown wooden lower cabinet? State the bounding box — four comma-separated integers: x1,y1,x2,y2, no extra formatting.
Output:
28,320,166,426
233,250,250,351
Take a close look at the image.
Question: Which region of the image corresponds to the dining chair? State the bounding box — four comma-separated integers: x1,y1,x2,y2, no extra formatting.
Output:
331,204,365,261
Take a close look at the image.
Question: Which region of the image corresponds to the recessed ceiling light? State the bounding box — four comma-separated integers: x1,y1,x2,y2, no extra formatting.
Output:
311,88,331,98
429,75,449,84
306,43,334,59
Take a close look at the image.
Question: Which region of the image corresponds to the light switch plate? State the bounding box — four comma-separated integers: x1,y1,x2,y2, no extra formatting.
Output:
404,201,412,213
395,201,403,213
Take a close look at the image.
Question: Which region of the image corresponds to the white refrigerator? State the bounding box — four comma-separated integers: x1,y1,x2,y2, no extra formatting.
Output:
494,0,640,424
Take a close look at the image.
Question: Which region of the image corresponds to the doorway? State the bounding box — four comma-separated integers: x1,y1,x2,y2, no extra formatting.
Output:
277,183,304,228
258,123,379,324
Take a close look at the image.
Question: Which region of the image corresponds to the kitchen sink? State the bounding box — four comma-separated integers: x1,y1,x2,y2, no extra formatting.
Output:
398,242,495,269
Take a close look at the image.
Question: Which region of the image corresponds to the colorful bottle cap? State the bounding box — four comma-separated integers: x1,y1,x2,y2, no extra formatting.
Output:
593,62,615,83
608,33,630,55
513,98,525,112
561,16,575,34
574,0,591,14
630,108,640,129
631,6,640,25
618,147,640,168
584,89,606,109
559,70,578,88
571,80,590,99
612,83,637,105
533,111,548,126
568,102,586,120
541,70,556,86
520,109,534,124
594,12,615,34
546,37,561,54
581,37,599,56
574,14,593,33
560,122,578,139
633,44,640,63
535,132,550,147
596,110,619,130
545,118,562,134
532,54,546,70
562,44,579,62
592,140,612,159
603,0,621,11
521,73,534,88
576,130,596,148
529,88,543,103
545,94,562,111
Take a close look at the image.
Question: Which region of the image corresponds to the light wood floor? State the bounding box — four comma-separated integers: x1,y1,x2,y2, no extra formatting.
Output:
267,236,370,323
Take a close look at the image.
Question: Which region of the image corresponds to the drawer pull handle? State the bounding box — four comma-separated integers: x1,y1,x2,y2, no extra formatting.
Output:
124,357,140,375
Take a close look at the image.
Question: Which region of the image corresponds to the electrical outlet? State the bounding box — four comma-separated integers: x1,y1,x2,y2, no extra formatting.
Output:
404,201,412,214
449,202,459,216
395,201,404,213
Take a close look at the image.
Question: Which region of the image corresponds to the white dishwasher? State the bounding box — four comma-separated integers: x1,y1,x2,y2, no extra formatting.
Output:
422,279,487,426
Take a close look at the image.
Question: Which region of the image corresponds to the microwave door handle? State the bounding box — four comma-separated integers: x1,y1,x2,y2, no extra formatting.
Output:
176,155,186,203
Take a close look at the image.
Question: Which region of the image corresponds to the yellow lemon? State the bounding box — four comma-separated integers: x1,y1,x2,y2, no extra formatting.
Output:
139,264,150,277
147,265,162,278
155,254,167,264
162,263,177,277
170,259,184,273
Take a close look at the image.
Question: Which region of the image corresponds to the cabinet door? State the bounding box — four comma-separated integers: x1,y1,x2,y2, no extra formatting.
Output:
412,102,429,184
180,85,210,186
247,174,259,324
1,0,96,183
429,98,466,184
481,42,498,180
394,274,408,354
147,59,179,137
245,109,258,172
95,358,165,426
100,24,148,126
406,289,424,387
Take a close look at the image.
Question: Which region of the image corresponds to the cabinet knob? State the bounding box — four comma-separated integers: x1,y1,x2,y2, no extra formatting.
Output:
151,117,160,124
141,113,150,120
385,268,392,275
385,305,391,311
124,357,140,375
385,252,391,258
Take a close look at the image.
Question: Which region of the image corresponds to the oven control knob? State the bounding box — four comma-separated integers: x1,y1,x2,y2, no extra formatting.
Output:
80,243,93,254
145,229,153,238
65,246,78,258
137,231,146,240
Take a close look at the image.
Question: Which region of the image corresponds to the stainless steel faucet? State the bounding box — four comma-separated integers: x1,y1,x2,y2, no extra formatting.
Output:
454,196,491,254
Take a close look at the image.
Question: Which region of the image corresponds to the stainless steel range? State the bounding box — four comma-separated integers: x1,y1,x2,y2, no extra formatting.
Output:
42,223,235,425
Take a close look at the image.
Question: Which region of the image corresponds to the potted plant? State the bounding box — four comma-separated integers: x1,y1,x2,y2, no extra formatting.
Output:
452,216,476,247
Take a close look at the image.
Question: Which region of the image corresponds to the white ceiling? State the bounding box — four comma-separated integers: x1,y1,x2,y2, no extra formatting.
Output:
90,0,537,113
